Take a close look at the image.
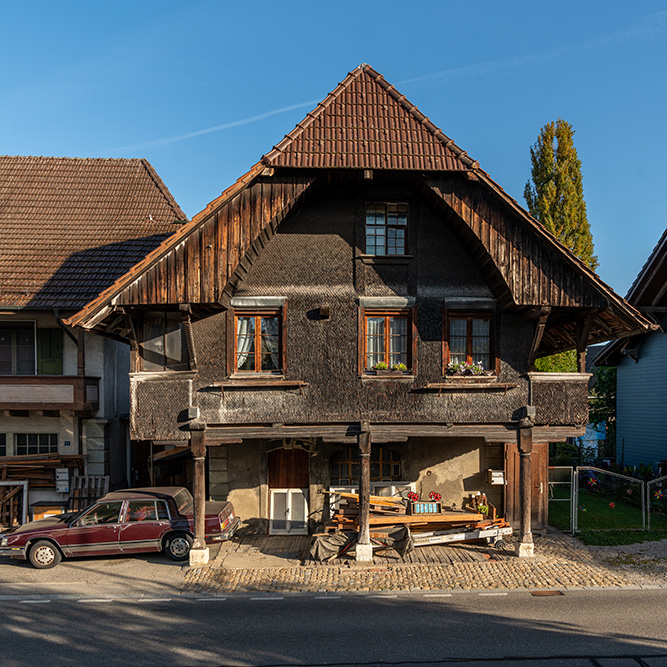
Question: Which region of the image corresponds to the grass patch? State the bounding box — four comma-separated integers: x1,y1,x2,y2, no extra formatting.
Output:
576,530,667,546
548,489,667,541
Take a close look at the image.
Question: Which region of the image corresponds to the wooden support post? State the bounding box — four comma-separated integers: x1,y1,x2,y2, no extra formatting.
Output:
356,420,372,562
575,312,596,374
189,426,209,566
516,406,536,558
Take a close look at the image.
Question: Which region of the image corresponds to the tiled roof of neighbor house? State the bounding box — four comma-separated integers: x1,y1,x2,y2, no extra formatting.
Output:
262,64,478,171
0,156,186,309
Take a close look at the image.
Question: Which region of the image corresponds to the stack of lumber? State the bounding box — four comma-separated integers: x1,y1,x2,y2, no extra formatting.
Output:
0,454,84,487
325,491,484,534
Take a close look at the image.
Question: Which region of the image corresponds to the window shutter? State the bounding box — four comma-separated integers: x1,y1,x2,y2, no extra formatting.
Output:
37,329,63,375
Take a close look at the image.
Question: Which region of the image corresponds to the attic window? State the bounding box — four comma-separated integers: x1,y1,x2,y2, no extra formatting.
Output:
365,203,408,255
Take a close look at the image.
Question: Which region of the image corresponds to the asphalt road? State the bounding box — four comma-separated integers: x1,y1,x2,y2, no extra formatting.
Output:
1,589,665,666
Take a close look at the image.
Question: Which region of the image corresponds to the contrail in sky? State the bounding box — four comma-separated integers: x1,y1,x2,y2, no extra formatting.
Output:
114,99,319,151
115,11,666,152
396,10,667,87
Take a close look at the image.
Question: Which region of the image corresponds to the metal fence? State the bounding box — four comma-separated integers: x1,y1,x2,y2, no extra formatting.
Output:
548,466,666,534
548,466,574,532
647,474,667,531
573,466,645,533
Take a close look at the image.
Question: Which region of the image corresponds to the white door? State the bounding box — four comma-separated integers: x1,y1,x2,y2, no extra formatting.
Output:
269,488,308,535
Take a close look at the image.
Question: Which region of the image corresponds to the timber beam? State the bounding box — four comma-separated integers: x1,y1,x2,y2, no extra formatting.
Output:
203,423,584,444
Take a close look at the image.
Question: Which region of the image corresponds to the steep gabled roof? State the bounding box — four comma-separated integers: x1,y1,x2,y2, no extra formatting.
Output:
0,156,186,309
263,64,477,171
66,65,652,353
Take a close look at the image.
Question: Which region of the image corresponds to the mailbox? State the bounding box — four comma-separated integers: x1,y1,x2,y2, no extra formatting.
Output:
487,469,505,485
55,468,70,493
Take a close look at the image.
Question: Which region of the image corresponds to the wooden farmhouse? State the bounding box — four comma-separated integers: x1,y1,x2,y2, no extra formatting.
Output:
67,65,650,561
0,156,185,524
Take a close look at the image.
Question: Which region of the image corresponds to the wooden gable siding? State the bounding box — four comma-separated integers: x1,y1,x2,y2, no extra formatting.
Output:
116,173,315,307
425,175,606,310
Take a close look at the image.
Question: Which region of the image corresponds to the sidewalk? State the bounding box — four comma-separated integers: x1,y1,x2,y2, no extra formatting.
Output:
183,531,667,595
0,531,664,599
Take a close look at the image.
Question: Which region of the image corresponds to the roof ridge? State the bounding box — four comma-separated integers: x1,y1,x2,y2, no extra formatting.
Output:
139,158,188,223
0,155,145,162
262,64,480,171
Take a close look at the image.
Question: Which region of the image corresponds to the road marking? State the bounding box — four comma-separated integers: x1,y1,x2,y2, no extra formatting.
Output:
479,592,508,596
78,599,114,603
197,597,228,601
315,596,340,599
251,596,284,600
424,593,452,598
19,599,51,604
128,598,173,602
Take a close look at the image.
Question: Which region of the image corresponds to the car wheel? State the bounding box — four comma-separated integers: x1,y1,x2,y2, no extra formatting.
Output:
28,540,62,569
164,532,193,561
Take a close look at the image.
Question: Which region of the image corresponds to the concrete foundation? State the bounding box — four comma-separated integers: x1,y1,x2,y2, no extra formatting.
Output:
516,541,535,558
189,547,210,566
355,542,373,562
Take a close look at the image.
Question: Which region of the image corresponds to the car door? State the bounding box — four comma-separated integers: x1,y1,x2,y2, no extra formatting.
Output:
118,500,169,553
63,501,123,557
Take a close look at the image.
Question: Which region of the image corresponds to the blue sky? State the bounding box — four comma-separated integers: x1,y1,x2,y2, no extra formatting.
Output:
2,1,665,295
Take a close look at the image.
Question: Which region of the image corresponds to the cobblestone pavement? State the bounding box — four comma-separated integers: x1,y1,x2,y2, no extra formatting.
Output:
183,532,667,594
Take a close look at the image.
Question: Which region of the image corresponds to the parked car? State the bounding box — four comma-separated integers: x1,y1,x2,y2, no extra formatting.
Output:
0,486,240,569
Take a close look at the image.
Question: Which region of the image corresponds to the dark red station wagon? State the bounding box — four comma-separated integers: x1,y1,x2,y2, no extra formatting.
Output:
0,487,240,568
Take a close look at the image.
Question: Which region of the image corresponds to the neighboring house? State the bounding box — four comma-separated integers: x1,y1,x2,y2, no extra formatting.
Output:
0,156,185,517
596,227,667,470
67,65,649,558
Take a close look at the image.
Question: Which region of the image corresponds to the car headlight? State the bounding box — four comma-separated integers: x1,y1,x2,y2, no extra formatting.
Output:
0,537,7,547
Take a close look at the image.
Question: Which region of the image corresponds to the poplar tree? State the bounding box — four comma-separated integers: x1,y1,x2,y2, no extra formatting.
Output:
524,118,598,271
524,119,597,372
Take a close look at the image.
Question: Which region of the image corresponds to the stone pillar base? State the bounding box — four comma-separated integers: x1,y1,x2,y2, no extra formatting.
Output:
189,546,210,567
516,541,535,558
355,542,373,562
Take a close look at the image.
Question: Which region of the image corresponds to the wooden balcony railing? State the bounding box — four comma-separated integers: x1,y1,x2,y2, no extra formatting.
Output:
0,376,100,413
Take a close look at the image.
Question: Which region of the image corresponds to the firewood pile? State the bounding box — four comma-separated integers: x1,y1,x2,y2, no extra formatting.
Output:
0,454,84,486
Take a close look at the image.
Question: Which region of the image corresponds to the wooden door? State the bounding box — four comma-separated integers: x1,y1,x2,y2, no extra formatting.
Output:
268,449,309,489
504,443,547,532
268,449,309,535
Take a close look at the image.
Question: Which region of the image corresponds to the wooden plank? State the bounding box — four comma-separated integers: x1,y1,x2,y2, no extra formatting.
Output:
368,512,483,526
